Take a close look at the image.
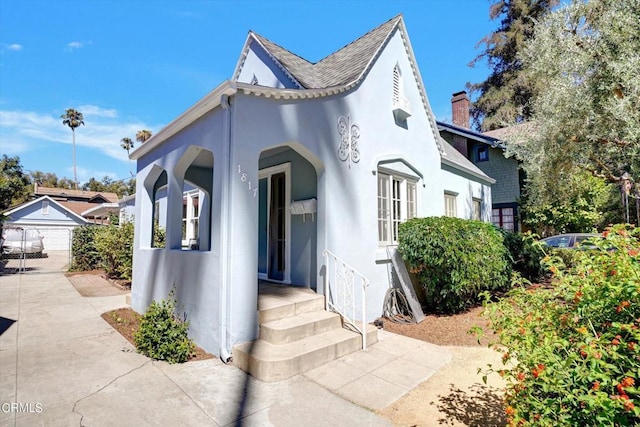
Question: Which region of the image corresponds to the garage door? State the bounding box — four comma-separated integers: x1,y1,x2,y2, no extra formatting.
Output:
37,227,75,251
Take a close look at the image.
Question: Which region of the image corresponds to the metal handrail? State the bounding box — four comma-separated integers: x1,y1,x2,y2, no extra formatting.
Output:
322,249,370,350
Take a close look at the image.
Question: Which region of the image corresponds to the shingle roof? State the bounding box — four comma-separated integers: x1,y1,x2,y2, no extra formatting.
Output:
34,184,119,203
482,121,535,144
437,121,501,147
440,139,495,184
247,15,402,89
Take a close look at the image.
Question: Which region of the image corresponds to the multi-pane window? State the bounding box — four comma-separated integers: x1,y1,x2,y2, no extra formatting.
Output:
492,207,515,231
181,191,200,247
378,172,418,245
444,193,457,217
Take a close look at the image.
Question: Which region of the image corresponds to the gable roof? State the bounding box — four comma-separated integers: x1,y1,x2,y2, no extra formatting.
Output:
440,141,496,184
239,15,402,90
3,195,90,224
34,184,119,203
133,15,491,185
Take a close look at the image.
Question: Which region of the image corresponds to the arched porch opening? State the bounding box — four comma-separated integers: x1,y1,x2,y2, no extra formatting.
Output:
257,143,323,288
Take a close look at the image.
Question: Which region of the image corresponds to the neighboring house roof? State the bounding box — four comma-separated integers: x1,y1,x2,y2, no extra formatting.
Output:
437,121,503,148
34,184,119,203
2,195,90,224
440,141,496,184
81,203,120,218
482,121,535,145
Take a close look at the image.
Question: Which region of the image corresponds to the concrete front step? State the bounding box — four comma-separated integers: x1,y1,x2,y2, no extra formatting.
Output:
234,324,379,382
234,283,379,382
257,287,325,324
260,310,342,344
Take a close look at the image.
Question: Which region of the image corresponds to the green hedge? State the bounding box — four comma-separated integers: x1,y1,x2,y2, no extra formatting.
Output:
94,221,134,281
398,216,511,313
502,231,546,282
71,226,101,271
71,222,142,281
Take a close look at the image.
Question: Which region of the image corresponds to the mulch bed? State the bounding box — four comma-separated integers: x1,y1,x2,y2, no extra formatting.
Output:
380,305,498,347
101,308,213,362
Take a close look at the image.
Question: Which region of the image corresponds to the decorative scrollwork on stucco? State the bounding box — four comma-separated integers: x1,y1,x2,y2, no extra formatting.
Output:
337,115,360,168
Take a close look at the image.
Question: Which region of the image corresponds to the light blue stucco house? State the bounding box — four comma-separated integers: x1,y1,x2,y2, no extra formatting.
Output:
129,15,495,362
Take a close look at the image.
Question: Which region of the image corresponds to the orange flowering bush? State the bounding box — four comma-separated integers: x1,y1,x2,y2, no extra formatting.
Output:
480,224,640,425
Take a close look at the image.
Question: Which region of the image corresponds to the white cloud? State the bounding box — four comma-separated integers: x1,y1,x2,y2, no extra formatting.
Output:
0,108,162,164
78,104,117,118
66,41,90,51
8,44,23,51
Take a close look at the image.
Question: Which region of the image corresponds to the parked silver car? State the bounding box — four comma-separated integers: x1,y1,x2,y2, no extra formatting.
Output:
1,228,44,256
540,233,600,249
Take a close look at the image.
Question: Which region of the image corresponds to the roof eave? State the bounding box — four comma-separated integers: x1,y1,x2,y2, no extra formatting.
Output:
130,81,238,160
441,158,496,185
437,122,502,147
81,203,119,217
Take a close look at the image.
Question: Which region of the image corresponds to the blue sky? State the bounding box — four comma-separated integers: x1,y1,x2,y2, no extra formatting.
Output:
0,0,495,184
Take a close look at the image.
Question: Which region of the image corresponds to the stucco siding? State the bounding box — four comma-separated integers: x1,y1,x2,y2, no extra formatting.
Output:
441,165,492,222
236,41,297,89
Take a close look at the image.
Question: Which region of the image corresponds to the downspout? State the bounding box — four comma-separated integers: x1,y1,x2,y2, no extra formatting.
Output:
219,89,235,363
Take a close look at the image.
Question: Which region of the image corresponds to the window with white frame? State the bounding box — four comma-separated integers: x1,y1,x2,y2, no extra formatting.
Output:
444,193,457,217
41,200,49,215
473,198,482,221
181,190,200,248
378,171,418,245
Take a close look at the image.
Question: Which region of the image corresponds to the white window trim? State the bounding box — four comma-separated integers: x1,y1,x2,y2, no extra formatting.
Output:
41,200,49,215
181,189,200,248
258,162,292,284
378,171,418,246
472,198,482,221
444,192,457,218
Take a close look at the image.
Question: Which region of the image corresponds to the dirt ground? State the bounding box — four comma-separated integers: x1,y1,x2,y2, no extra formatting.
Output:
101,307,214,362
381,305,497,347
378,307,507,427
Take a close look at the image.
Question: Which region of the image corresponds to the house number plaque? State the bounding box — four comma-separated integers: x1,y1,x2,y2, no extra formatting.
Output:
238,164,258,197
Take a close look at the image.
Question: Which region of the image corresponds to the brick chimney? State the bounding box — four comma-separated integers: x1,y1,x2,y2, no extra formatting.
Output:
451,91,470,128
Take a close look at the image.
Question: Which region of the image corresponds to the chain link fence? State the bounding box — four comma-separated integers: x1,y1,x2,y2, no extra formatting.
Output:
0,227,72,275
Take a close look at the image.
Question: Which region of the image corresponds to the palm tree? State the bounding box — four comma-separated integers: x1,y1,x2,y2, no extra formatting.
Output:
120,137,134,177
136,129,152,144
60,108,85,189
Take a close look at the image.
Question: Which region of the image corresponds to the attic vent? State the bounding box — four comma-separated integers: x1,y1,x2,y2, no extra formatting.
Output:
392,64,411,121
251,74,259,85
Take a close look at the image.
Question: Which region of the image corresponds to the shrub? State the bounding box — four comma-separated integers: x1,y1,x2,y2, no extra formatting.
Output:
398,217,511,314
134,289,195,363
480,224,640,426
70,226,101,271
502,231,547,282
94,222,134,280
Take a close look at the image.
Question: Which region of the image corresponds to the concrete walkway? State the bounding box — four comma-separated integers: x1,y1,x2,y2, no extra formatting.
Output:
0,271,452,426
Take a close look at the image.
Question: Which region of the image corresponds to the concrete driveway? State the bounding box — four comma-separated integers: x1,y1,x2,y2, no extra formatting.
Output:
1,271,451,426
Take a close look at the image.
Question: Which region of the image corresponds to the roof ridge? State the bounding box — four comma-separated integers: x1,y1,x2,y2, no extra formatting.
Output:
250,32,314,65
316,14,402,65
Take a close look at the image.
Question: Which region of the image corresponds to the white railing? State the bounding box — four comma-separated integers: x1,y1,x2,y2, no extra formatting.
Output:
322,249,370,350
